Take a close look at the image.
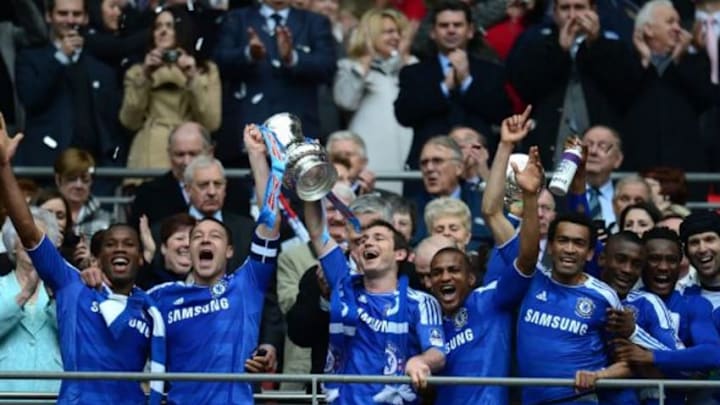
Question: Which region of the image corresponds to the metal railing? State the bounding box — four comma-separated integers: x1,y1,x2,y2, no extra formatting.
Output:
14,167,720,210
0,371,719,405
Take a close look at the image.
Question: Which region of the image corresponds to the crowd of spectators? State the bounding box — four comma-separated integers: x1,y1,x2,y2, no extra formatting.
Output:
1,0,720,402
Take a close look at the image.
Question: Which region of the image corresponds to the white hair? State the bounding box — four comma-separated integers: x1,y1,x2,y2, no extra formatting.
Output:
326,131,367,159
635,0,673,32
183,155,226,185
2,207,61,263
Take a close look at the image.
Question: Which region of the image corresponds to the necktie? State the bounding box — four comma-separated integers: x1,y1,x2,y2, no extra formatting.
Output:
706,18,718,84
588,187,602,221
271,13,283,30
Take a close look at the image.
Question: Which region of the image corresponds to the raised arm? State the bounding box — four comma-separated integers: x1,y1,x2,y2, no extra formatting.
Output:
244,124,279,239
513,146,542,275
0,114,41,248
304,199,337,258
482,105,532,245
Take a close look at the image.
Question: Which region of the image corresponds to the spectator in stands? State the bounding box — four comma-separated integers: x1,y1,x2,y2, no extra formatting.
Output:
0,0,47,135
213,0,336,167
412,234,457,291
84,0,148,72
311,0,345,47
484,0,545,60
412,136,488,250
640,166,689,214
611,174,652,232
53,148,112,242
276,182,355,391
136,213,195,290
129,122,252,228
506,0,634,168
619,201,662,237
387,194,417,243
395,0,510,169
0,208,62,393
183,155,253,269
31,188,85,266
449,126,489,190
582,125,624,229
15,0,125,169
119,5,221,178
333,8,417,195
424,197,472,251
326,131,378,195
623,0,716,178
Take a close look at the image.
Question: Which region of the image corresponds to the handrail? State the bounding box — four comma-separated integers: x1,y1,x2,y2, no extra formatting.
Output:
1,371,719,404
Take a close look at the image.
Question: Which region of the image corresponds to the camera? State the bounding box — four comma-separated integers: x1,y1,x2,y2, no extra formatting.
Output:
162,49,180,63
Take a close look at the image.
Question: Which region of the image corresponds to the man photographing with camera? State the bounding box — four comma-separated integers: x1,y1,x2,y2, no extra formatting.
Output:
16,0,124,168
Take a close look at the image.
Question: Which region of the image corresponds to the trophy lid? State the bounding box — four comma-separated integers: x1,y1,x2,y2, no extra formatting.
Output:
263,113,304,146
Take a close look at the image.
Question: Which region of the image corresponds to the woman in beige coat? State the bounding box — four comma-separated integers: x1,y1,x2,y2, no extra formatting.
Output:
119,5,221,179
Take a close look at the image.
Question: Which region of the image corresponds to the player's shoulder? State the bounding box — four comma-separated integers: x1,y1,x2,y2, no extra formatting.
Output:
407,287,437,303
146,280,191,299
582,274,621,306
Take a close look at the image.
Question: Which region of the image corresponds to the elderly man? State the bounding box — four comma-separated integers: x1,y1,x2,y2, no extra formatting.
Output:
326,131,377,195
130,122,252,228
413,136,489,251
623,0,715,179
507,0,634,168
611,174,652,232
582,125,624,228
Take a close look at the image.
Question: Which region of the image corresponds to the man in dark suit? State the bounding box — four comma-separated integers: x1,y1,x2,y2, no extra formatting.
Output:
506,0,635,169
394,0,510,170
15,0,125,168
213,0,337,167
129,122,252,229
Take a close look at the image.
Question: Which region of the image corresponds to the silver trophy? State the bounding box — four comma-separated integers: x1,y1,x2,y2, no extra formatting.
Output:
264,113,337,201
504,153,529,207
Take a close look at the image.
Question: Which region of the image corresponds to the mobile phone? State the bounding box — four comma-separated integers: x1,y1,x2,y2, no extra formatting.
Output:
255,348,267,357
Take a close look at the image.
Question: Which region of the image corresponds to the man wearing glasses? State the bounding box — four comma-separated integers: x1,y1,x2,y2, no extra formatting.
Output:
581,125,624,230
412,136,489,250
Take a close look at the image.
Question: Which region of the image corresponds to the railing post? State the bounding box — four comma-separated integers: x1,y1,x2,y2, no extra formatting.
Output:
658,381,665,405
312,375,318,405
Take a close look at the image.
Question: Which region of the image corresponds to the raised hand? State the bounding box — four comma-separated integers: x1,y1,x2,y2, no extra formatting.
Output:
633,28,651,68
15,266,40,306
577,11,600,43
500,105,533,145
513,145,543,194
559,18,579,52
447,49,470,82
671,29,692,62
0,113,23,165
143,48,164,76
139,215,156,264
243,124,267,156
247,27,267,62
277,26,294,65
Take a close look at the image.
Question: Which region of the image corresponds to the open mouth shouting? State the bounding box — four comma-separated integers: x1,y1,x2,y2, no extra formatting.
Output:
110,256,130,275
198,248,215,268
438,284,457,303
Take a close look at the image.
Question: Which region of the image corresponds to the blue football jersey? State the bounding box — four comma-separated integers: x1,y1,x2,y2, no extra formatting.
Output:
437,259,533,405
28,236,150,404
517,271,666,404
320,246,445,405
684,286,720,333
148,233,279,405
482,227,520,285
624,290,683,350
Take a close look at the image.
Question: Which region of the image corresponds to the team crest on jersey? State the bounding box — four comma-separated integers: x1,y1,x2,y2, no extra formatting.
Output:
324,346,340,373
429,328,443,347
383,343,400,375
453,307,469,330
211,279,228,298
575,297,595,319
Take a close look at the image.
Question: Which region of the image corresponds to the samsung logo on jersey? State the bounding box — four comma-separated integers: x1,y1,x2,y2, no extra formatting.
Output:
445,329,474,354
167,298,230,324
523,309,588,335
129,318,150,338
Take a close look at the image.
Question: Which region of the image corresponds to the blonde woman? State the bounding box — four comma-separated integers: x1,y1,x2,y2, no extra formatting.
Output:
424,197,472,251
333,8,416,194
